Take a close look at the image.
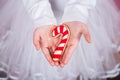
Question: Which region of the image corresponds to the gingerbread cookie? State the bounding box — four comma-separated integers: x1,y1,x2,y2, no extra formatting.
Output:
52,24,70,62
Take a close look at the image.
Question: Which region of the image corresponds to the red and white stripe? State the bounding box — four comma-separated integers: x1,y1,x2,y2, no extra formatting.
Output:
52,25,70,62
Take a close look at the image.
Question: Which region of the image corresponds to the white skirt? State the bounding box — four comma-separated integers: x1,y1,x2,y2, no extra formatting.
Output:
0,0,120,80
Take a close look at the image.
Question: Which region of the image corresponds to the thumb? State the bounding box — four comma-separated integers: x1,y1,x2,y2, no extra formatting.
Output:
82,27,91,43
33,29,41,50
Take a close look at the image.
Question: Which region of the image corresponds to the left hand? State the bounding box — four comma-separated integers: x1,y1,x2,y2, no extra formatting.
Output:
60,21,91,68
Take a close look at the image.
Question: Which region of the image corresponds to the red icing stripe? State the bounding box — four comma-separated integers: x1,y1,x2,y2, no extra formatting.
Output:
63,30,68,36
60,25,64,33
60,39,67,43
52,54,61,59
55,47,64,51
54,28,58,35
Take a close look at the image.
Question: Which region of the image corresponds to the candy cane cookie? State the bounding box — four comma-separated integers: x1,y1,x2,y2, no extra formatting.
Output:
52,24,70,62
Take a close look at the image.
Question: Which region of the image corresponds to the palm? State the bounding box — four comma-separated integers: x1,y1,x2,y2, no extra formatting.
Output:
60,21,91,67
33,25,59,66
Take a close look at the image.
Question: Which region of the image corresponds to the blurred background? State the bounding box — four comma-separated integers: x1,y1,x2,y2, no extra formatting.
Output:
114,0,120,11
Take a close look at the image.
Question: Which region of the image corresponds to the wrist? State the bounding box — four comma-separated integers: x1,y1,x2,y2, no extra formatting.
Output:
62,21,87,27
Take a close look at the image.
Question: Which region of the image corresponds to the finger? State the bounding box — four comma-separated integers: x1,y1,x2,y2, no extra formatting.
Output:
55,62,59,66
33,30,41,50
82,27,91,43
42,47,55,66
60,43,77,68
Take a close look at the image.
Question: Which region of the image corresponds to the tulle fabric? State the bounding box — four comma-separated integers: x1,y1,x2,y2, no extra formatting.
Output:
0,0,120,80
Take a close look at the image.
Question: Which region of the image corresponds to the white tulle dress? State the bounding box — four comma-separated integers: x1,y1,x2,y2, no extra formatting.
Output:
0,0,120,80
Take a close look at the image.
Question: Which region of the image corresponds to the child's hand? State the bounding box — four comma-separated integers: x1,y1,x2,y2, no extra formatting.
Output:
33,22,91,67
33,25,58,66
60,21,91,67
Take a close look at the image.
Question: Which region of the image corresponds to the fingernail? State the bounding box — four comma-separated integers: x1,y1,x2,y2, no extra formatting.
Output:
89,40,92,43
60,64,64,68
55,62,58,66
51,62,55,66
56,63,59,66
36,47,40,50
